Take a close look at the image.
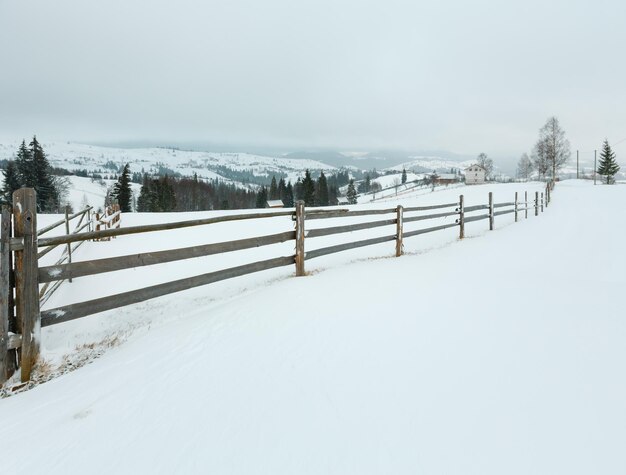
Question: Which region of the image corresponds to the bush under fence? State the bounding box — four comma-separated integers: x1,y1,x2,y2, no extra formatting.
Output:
0,182,555,384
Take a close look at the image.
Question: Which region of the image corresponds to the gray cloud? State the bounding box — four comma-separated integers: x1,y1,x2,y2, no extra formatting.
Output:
1,0,625,164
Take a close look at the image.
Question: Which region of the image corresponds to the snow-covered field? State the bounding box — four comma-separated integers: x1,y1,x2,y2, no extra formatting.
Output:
1,180,624,474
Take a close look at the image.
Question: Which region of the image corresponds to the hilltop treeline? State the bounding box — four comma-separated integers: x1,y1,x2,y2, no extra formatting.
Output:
135,174,258,212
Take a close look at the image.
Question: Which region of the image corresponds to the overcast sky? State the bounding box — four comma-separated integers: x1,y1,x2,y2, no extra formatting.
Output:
1,0,625,163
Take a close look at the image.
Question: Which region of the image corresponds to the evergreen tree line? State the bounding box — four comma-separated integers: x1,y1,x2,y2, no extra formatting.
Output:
135,173,257,212
1,137,67,212
255,170,345,208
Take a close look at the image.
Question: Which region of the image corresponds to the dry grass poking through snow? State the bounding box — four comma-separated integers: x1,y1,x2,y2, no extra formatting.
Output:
0,333,127,398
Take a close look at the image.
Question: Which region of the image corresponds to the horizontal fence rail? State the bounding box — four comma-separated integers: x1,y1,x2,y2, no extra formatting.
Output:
1,181,556,384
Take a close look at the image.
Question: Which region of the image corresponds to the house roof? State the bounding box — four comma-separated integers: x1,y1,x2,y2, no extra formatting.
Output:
465,164,486,171
266,200,284,207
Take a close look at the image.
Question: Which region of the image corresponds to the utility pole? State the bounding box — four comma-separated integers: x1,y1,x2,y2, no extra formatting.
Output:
594,150,597,185
576,150,579,179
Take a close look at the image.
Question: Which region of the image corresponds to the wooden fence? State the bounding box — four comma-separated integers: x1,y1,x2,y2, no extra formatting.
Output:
0,182,555,384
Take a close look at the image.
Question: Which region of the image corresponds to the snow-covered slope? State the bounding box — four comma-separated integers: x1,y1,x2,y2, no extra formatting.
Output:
0,141,337,185
1,180,624,474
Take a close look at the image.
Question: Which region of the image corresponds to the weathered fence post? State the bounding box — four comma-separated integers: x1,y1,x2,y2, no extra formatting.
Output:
295,201,305,276
395,205,403,257
0,205,11,383
13,188,41,382
541,192,544,212
525,191,528,219
514,192,518,222
488,192,494,230
65,205,73,283
458,195,465,239
535,191,539,216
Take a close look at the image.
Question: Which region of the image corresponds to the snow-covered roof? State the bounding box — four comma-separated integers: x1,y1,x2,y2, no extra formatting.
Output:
437,174,458,180
465,164,486,171
266,200,284,207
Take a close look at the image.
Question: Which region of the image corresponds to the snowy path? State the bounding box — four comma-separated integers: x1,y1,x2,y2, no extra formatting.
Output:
1,180,624,474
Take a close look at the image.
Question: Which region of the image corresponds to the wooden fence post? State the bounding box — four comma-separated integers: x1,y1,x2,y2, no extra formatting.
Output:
541,192,544,212
535,191,539,216
458,195,465,239
395,205,403,257
13,188,41,382
0,205,11,383
514,192,518,222
488,192,494,230
295,201,305,276
65,206,73,283
525,191,528,219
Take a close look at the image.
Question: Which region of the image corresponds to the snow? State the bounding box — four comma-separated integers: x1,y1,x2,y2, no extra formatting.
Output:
1,180,625,474
0,141,337,186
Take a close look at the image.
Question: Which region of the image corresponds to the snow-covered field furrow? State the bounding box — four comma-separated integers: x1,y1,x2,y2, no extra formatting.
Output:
1,180,624,474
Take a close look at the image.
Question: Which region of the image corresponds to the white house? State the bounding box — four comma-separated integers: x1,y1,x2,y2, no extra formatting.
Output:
266,200,284,208
464,165,486,185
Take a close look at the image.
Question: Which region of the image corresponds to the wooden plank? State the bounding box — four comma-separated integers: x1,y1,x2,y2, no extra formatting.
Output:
514,192,518,222
488,192,494,231
493,202,515,208
0,206,11,383
541,192,544,212
403,202,458,212
305,234,396,260
9,237,23,251
464,214,490,224
459,195,465,239
13,188,41,382
535,191,539,216
525,191,528,219
36,206,92,236
463,204,489,213
295,201,305,276
403,210,458,224
306,219,396,238
65,207,73,283
7,333,21,350
403,221,459,239
396,205,403,257
41,255,294,327
39,230,296,283
493,209,515,217
304,208,397,220
38,209,296,247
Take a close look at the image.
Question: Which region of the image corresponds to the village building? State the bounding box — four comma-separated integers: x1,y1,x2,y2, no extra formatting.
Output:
464,165,486,185
266,199,284,208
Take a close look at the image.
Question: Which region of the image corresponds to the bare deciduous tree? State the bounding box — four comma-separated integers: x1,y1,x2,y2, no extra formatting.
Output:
532,117,570,181
476,153,493,180
516,153,533,181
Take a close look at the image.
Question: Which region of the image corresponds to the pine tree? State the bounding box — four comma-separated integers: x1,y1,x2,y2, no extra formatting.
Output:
284,181,294,207
137,174,152,211
597,139,620,184
256,186,268,208
328,184,338,205
112,163,132,211
2,161,21,202
346,179,357,204
316,171,329,206
277,177,286,203
401,168,407,184
294,178,304,202
269,176,279,200
29,136,58,211
15,140,34,188
302,170,316,206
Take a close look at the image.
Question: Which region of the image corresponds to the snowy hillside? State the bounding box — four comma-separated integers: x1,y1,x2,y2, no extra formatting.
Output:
0,141,337,186
3,181,625,474
389,155,474,173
